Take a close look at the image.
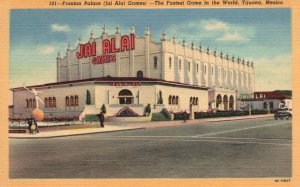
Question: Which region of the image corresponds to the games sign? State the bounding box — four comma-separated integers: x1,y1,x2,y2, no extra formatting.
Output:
76,33,135,64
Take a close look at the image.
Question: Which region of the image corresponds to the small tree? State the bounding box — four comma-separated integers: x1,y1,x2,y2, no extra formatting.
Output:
86,90,91,105
158,90,163,104
101,104,106,114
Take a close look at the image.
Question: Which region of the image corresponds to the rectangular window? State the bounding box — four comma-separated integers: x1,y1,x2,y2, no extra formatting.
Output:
179,60,181,70
197,64,199,73
154,56,158,69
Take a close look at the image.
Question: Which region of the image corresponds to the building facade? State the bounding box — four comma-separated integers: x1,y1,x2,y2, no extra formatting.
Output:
237,91,292,111
10,26,255,119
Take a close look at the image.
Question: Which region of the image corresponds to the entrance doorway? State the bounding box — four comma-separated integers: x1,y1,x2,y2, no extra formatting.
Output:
118,89,134,104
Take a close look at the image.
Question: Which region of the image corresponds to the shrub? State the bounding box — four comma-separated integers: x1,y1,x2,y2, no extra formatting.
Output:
86,90,91,105
173,111,189,120
194,110,248,119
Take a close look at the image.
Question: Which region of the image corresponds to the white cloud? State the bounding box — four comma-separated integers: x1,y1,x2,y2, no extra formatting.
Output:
216,31,249,42
38,46,55,55
51,23,70,32
165,19,253,45
203,21,229,31
202,20,250,42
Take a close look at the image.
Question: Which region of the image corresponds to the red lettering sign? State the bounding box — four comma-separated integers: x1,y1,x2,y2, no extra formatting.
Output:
110,82,140,86
76,42,96,59
77,34,135,66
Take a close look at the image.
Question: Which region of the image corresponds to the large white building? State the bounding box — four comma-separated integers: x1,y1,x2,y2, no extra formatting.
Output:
10,26,255,119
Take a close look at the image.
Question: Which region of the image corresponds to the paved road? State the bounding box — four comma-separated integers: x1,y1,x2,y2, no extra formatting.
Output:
9,118,291,178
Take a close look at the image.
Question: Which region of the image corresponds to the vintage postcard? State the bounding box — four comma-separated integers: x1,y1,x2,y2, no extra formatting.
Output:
0,0,299,187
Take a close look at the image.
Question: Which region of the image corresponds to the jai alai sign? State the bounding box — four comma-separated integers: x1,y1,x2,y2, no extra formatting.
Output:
76,34,135,64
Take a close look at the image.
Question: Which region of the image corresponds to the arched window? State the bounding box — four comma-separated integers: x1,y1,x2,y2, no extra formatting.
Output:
33,99,36,108
190,97,193,105
196,98,198,105
49,97,53,107
192,97,196,105
53,97,56,107
137,70,143,78
75,95,79,106
263,102,267,109
216,94,222,109
29,99,32,108
154,56,158,69
229,95,234,110
169,95,172,105
172,95,176,105
175,96,179,105
45,98,48,107
119,89,134,104
66,96,69,106
169,57,172,68
196,64,199,73
223,95,228,111
70,96,74,106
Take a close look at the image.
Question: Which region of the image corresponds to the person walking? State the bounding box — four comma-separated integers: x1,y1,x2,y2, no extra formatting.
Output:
183,110,187,123
26,118,33,134
32,118,39,133
97,112,105,128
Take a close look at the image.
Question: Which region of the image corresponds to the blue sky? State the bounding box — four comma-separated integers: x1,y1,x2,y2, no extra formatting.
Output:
10,9,291,94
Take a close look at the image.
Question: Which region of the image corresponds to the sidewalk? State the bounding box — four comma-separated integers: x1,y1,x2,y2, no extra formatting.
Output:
9,125,145,139
9,114,273,139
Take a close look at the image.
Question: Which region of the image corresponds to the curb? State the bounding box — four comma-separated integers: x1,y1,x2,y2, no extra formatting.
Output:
9,127,145,139
139,115,274,129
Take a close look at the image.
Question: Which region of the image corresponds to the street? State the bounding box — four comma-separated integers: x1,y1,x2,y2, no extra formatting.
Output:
9,117,292,178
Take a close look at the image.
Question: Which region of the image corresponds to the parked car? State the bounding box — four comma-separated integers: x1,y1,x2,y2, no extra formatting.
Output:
274,109,292,120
